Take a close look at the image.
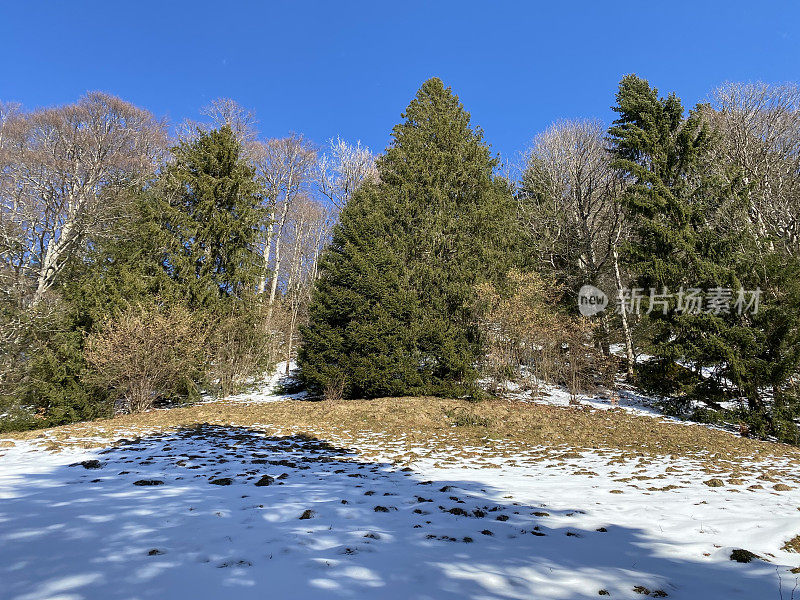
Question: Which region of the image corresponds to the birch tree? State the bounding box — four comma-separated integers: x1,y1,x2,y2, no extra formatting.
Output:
252,135,316,321
281,195,330,373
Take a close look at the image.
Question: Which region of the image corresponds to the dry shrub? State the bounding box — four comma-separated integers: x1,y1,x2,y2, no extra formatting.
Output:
559,319,603,400
601,353,622,405
206,302,274,398
85,304,204,412
476,270,601,398
476,270,557,394
322,373,345,402
254,300,292,373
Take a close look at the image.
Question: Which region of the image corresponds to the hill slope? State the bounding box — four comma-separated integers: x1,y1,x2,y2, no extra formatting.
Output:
2,387,800,599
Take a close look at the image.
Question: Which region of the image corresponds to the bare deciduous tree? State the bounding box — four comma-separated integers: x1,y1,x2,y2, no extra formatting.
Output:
0,93,166,306
252,135,317,317
0,101,24,306
522,120,620,287
520,119,634,375
199,97,259,145
316,136,377,211
281,195,332,372
176,97,260,153
710,82,800,253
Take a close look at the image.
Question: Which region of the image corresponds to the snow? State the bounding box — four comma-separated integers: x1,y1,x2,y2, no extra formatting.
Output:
500,376,747,436
2,412,800,600
513,384,667,418
1,364,798,599
199,361,307,406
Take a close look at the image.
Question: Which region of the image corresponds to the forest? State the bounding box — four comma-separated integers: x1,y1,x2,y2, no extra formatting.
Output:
1,75,799,442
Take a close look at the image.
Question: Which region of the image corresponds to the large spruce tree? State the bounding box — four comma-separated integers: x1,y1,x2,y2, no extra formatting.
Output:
609,75,742,395
608,75,725,296
300,78,517,398
158,125,264,309
609,75,800,438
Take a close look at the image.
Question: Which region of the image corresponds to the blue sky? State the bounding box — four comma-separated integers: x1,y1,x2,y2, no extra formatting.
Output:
1,1,797,159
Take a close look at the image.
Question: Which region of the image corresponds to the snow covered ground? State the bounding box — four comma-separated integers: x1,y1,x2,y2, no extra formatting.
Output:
199,361,307,406
511,382,666,418
2,410,800,600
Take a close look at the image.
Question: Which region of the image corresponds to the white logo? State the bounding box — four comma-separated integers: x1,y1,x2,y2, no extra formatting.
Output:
578,285,608,316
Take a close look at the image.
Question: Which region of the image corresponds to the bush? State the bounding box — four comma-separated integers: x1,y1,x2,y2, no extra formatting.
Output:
85,304,204,412
2,299,112,429
475,270,602,398
690,406,725,425
0,401,38,433
24,325,112,424
322,374,345,402
205,302,274,398
730,395,800,445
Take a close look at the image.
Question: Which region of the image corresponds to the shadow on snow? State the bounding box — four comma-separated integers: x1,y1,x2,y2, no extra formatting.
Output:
0,424,787,600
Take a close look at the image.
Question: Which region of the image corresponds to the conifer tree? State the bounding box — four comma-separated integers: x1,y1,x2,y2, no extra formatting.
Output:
609,75,724,295
300,78,518,398
158,125,264,309
609,75,741,395
299,185,424,399
609,76,800,434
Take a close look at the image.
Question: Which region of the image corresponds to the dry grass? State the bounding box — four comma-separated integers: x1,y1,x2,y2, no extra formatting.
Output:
783,535,800,553
5,397,800,492
4,396,800,471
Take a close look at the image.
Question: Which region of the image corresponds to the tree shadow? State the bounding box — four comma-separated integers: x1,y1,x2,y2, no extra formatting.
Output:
0,424,789,599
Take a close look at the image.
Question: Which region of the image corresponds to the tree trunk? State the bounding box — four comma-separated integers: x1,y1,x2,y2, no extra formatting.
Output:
32,216,76,306
266,200,290,323
285,309,297,374
598,312,611,356
258,205,276,294
613,243,635,379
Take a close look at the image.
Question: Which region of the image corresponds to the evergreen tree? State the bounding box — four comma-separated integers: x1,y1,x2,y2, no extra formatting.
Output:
609,75,800,437
9,127,268,426
609,75,724,297
609,75,742,396
300,78,518,398
299,186,424,399
158,125,264,309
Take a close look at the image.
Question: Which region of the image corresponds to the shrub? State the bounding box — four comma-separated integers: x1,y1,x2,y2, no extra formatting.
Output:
475,270,601,398
85,304,204,412
205,302,273,398
322,373,345,402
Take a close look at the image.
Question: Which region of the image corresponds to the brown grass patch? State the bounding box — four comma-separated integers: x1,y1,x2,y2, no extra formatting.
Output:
783,535,800,553
3,397,800,475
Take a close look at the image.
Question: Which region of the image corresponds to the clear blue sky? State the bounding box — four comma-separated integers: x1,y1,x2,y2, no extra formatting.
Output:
1,1,798,159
